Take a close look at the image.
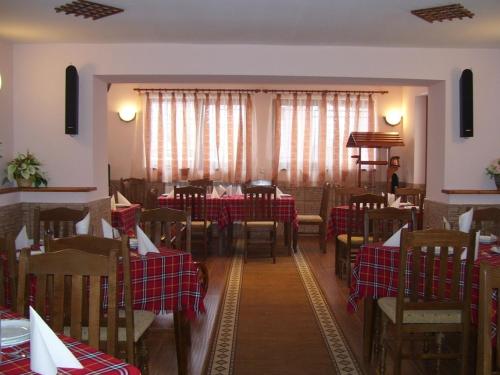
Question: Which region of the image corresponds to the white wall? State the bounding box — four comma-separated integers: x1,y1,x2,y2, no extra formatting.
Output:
107,82,403,182
11,43,500,204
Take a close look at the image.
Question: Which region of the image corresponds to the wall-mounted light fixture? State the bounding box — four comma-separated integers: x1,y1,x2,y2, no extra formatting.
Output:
118,105,136,122
383,110,402,126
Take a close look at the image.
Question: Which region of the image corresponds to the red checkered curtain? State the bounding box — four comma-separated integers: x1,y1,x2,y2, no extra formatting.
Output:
141,92,254,183
273,93,376,187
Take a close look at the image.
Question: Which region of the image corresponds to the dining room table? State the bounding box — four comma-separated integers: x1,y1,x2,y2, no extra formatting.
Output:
111,203,141,234
0,306,141,375
158,192,299,253
348,240,500,362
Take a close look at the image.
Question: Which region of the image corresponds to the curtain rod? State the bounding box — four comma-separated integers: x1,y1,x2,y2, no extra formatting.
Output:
133,88,388,95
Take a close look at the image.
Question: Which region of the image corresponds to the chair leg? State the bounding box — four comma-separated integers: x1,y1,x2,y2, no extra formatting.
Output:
346,250,352,288
173,312,188,375
393,338,403,375
378,315,388,375
271,228,276,264
284,222,290,247
460,324,470,375
320,224,326,253
243,228,248,263
334,238,340,276
292,227,298,253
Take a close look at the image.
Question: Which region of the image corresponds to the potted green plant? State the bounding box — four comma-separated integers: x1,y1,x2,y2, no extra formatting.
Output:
486,158,500,190
3,151,48,188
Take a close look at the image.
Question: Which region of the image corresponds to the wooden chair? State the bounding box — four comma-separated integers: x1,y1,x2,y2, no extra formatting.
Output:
395,187,425,229
33,206,89,246
188,178,214,193
0,232,17,307
243,185,277,263
47,235,155,372
333,185,367,206
174,185,211,259
139,207,192,251
477,261,500,375
336,193,385,287
472,207,500,236
364,207,417,244
120,177,147,206
293,182,331,253
17,248,120,358
378,229,474,375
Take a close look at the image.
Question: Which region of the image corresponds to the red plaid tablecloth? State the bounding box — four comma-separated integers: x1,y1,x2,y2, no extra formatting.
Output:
217,196,298,230
111,204,141,233
0,307,141,375
124,248,205,318
158,196,222,221
348,242,499,327
327,206,363,240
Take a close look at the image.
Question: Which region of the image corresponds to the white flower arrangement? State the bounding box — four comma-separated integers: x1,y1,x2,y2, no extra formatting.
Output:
486,158,500,178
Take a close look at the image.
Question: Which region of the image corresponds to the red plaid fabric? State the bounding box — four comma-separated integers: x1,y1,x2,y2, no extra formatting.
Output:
111,204,141,233
158,196,222,221
159,195,298,229
327,206,364,240
0,307,141,375
348,242,499,334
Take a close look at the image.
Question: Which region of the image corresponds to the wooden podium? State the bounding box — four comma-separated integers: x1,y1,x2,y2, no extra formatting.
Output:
346,132,404,187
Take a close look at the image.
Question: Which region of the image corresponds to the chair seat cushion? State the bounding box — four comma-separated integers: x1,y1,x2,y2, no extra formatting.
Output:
377,297,462,324
246,221,276,228
336,234,366,245
64,310,156,343
182,220,211,229
297,214,323,224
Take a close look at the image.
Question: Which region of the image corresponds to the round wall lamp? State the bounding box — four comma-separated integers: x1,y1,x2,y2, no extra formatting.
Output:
383,110,402,126
118,106,137,122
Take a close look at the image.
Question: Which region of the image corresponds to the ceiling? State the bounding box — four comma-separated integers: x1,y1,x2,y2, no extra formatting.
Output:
1,0,500,48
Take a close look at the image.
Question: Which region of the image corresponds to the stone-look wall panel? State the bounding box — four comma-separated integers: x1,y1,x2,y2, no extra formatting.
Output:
0,203,24,236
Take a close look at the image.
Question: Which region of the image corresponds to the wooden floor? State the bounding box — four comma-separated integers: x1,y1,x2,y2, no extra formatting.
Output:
145,234,467,375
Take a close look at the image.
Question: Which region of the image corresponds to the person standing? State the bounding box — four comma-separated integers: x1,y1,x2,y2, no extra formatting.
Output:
387,156,400,193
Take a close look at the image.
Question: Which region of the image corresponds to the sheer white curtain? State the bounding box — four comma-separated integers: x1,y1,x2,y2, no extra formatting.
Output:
141,92,254,183
273,93,376,186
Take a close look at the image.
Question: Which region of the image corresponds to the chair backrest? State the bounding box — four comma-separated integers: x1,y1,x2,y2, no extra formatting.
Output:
46,235,134,363
33,206,89,245
0,232,17,307
477,261,500,375
187,178,214,193
17,248,119,357
243,185,277,222
363,207,417,244
395,229,474,328
395,187,425,208
472,207,500,236
334,185,367,207
319,182,332,220
348,193,385,237
174,185,207,223
120,177,146,205
139,207,191,251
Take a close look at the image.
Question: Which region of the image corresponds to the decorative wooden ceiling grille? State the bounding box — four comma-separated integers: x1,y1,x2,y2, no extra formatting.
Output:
55,0,123,20
411,3,474,23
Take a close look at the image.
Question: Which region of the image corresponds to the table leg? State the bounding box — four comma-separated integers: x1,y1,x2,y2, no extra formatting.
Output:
174,311,189,375
284,222,290,247
363,298,376,362
292,226,298,253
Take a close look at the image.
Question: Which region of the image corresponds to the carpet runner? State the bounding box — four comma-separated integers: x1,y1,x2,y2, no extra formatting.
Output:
207,249,361,375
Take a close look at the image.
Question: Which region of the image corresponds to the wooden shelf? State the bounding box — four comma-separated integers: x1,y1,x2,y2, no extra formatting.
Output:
0,186,97,195
442,189,500,195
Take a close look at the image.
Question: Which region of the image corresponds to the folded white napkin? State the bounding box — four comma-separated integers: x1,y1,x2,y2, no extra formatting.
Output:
30,306,83,375
276,187,284,198
117,191,131,205
459,208,474,233
226,185,233,196
383,223,408,247
386,193,396,206
136,225,159,255
235,186,243,196
166,190,174,198
390,197,401,208
216,184,226,197
442,217,451,230
110,196,116,210
211,187,220,199
75,213,90,235
101,219,119,239
16,225,34,250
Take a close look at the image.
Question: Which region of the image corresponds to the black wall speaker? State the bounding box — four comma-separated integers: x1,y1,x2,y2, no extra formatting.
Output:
65,65,79,135
459,69,473,138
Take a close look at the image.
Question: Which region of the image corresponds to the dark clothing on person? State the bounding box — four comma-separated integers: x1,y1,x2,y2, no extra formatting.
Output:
391,173,399,194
